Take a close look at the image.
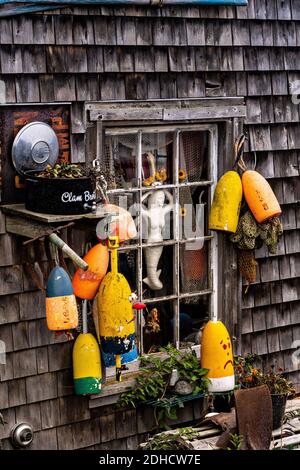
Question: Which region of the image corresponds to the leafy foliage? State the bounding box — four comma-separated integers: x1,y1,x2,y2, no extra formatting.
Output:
142,427,202,450
37,163,86,179
117,344,209,428
227,433,243,451
234,355,295,396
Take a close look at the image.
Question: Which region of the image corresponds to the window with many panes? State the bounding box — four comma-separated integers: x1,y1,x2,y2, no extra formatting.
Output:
98,123,219,356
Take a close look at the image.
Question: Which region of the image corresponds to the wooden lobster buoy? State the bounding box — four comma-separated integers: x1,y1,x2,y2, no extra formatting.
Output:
201,320,235,393
73,300,102,395
209,171,242,233
242,170,281,223
72,243,109,300
97,236,135,381
46,266,78,331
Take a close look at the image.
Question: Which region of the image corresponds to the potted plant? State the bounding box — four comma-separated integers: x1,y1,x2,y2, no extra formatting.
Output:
234,355,295,429
117,344,210,429
25,163,96,215
256,366,295,430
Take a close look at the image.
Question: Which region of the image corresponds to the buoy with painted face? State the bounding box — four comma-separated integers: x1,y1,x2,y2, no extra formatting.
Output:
46,266,78,331
209,171,243,233
201,320,235,393
73,300,102,395
97,236,136,381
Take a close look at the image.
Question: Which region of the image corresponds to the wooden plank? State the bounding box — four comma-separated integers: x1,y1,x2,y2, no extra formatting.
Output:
36,346,49,375
0,18,13,43
72,16,94,45
99,413,116,442
0,264,23,296
90,106,163,121
76,74,100,101
71,102,86,134
30,428,58,451
54,15,73,45
13,349,37,379
32,15,55,44
163,105,246,121
103,47,120,72
12,16,33,44
93,16,116,45
87,47,104,73
0,45,22,74
26,372,58,404
7,378,26,407
48,342,73,372
39,74,55,102
40,399,60,429
15,76,40,103
276,0,292,20
53,75,76,102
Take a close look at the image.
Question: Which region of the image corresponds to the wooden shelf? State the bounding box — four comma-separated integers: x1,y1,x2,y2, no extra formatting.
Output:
1,203,101,224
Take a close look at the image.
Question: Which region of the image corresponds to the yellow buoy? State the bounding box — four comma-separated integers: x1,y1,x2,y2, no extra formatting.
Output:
97,236,135,381
73,300,102,395
201,320,235,393
209,171,242,233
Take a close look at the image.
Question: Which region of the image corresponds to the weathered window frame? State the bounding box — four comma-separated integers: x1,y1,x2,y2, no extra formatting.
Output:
86,98,246,406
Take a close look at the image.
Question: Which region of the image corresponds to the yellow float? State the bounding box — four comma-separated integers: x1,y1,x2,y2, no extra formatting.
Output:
97,236,135,381
242,170,281,223
73,300,102,395
209,171,242,233
201,320,235,393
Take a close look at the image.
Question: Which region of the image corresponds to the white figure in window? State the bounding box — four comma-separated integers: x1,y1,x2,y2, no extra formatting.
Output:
142,190,174,290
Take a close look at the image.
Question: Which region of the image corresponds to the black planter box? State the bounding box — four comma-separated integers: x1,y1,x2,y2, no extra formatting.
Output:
25,176,96,215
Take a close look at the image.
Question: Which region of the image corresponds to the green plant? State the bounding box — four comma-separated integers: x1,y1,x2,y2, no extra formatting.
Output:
258,367,295,396
37,163,86,179
142,427,202,450
234,353,260,388
117,344,209,428
227,433,243,451
283,408,300,424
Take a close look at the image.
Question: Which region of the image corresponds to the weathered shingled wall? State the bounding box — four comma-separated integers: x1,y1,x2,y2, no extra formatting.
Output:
0,0,300,449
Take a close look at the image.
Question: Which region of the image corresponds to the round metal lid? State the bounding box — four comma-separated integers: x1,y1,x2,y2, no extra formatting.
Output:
12,121,59,176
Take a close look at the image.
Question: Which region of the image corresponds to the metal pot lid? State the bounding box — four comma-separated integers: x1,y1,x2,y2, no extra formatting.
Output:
12,121,59,176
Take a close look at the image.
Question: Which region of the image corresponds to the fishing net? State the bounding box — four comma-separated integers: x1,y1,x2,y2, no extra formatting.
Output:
230,210,283,254
238,250,257,285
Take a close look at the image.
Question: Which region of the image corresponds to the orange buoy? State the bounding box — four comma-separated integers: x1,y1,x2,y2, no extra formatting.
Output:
242,170,281,223
72,243,109,300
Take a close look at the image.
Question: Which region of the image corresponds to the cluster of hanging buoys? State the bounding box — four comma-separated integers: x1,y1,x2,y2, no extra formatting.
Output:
209,134,282,232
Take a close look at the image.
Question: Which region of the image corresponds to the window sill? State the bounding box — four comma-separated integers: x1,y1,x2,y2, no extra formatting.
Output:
89,345,201,409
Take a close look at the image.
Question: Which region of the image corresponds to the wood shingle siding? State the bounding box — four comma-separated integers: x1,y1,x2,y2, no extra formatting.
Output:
0,0,300,449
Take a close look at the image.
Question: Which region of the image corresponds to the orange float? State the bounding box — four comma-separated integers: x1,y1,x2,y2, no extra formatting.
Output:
46,266,78,331
242,170,281,223
72,243,109,300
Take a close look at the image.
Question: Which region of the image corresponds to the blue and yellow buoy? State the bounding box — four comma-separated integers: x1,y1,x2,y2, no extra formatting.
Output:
97,236,135,381
46,266,78,331
73,300,102,395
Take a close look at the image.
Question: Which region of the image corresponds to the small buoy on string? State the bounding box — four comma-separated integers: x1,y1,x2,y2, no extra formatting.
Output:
73,299,102,395
45,264,78,332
